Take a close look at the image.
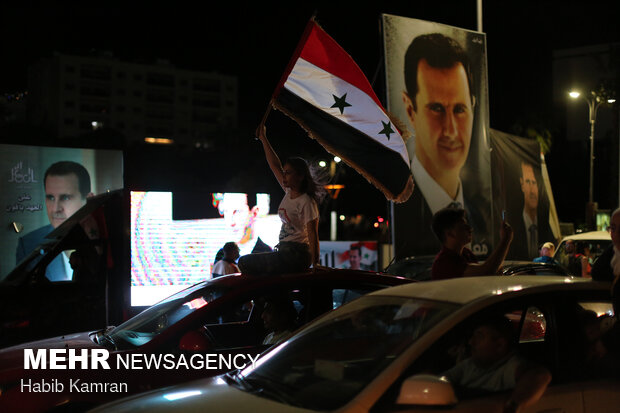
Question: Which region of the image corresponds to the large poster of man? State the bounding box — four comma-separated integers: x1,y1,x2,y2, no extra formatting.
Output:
1,144,123,280
383,14,492,258
490,129,560,260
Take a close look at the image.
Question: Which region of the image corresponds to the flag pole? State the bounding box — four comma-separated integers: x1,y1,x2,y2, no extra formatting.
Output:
261,14,317,129
260,101,273,127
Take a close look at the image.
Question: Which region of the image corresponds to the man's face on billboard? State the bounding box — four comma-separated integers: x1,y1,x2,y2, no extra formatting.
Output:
404,60,473,179
45,173,86,228
222,197,251,238
520,163,539,212
349,249,361,270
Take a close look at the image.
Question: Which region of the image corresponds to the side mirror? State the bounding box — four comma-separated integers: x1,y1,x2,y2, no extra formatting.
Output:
396,374,457,406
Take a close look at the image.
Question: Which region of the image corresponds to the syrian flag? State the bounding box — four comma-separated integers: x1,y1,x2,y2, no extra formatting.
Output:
270,19,414,203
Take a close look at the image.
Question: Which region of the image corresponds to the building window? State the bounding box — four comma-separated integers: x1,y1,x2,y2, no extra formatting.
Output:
147,73,174,87
193,78,220,93
80,84,110,98
146,89,174,104
193,95,220,108
80,64,111,81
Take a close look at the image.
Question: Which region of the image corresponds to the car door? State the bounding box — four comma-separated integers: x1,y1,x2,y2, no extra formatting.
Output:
550,295,620,413
372,293,587,413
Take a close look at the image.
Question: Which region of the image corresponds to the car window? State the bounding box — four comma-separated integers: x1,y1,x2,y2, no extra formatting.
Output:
553,298,617,384
238,296,457,411
519,306,547,343
332,288,373,309
204,300,255,325
395,300,551,405
108,284,229,349
202,289,304,327
555,239,611,270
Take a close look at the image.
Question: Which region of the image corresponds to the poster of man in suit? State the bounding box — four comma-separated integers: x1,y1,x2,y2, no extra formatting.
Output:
1,144,123,281
383,14,492,258
490,130,559,261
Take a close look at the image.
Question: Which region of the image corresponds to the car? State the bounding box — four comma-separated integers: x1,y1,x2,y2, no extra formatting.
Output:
0,268,410,413
383,255,436,281
90,276,619,413
500,260,569,276
554,231,612,276
387,257,569,281
0,191,128,348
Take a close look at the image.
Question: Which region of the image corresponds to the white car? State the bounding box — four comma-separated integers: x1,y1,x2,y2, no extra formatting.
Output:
90,276,619,413
554,231,611,275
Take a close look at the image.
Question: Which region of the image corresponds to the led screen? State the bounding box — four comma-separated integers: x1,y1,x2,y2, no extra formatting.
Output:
130,191,281,306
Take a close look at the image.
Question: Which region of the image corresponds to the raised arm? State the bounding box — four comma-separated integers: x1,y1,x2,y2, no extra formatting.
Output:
463,220,513,277
256,124,284,189
503,363,551,413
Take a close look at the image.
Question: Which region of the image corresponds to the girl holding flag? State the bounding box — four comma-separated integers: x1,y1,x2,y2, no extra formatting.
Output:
238,124,325,274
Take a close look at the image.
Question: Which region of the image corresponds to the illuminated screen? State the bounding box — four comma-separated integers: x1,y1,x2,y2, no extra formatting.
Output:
130,191,281,306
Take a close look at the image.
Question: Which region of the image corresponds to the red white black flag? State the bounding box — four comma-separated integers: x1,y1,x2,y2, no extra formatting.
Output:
271,19,414,203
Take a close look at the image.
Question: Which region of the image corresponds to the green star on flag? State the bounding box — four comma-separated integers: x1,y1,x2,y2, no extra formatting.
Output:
378,121,394,140
331,93,352,114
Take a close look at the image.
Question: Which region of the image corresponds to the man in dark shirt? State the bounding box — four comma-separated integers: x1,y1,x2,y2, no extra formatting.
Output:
431,207,513,280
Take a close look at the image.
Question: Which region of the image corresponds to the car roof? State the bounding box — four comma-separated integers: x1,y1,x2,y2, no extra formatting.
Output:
193,268,410,291
368,275,596,305
559,230,611,242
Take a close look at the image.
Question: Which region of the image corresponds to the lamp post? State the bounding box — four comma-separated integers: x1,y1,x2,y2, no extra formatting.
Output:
569,88,616,229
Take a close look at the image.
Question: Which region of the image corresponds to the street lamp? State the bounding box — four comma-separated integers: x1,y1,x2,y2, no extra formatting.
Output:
569,87,616,228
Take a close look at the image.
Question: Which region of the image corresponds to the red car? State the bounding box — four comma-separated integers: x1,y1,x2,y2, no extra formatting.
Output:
0,269,410,412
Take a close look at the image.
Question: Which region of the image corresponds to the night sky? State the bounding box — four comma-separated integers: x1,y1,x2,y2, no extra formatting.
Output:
2,1,620,225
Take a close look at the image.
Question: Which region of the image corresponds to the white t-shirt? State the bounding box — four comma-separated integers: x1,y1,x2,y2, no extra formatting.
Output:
262,330,292,345
278,189,319,244
212,260,240,277
444,353,522,392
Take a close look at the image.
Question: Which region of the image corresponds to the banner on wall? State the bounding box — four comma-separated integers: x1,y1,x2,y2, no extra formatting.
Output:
490,129,560,260
383,14,492,258
1,144,123,280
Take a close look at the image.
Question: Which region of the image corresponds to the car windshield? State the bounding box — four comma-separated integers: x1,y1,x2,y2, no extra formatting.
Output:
555,239,611,270
107,282,229,349
235,295,457,410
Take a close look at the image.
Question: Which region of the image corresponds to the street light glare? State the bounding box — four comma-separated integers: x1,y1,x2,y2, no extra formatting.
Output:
318,160,327,168
334,156,342,163
608,98,616,104
569,91,580,99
